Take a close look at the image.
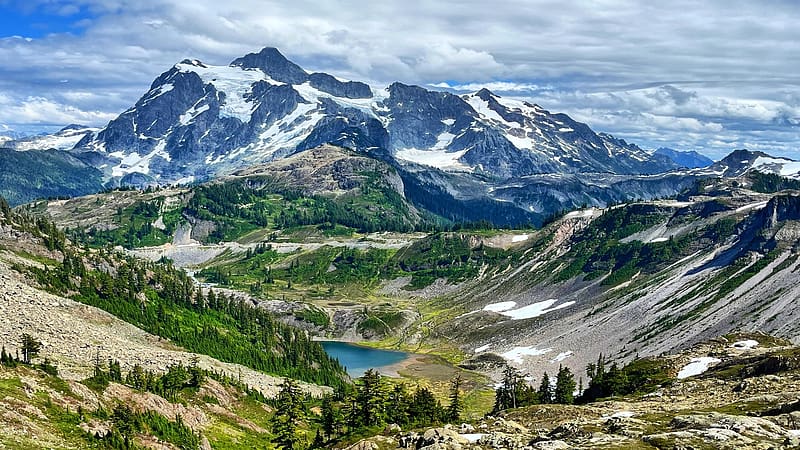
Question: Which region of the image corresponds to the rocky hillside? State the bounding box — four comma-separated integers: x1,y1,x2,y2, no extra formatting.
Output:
345,334,800,450
426,174,800,386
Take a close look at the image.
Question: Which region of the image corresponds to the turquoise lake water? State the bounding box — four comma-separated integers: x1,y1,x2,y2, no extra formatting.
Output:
321,341,409,377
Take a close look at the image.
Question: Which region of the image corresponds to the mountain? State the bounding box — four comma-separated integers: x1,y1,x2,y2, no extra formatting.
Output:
72,47,677,187
5,124,98,151
0,148,104,206
699,149,800,179
654,147,714,168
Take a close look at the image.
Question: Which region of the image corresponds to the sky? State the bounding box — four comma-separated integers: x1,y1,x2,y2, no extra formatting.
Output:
0,0,797,160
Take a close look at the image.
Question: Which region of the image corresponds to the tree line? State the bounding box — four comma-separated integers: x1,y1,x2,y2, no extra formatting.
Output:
271,369,466,449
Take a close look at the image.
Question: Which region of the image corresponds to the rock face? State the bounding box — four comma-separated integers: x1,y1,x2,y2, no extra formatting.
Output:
74,46,676,187
55,46,694,225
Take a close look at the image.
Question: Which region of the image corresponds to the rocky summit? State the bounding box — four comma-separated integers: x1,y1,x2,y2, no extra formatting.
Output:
73,47,677,186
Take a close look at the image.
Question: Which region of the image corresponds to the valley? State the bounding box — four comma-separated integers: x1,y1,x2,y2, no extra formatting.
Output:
1,41,799,450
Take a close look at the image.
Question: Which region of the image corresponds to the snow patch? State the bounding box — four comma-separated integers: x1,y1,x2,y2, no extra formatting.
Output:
460,434,485,443
649,237,669,243
465,95,505,123
564,209,597,219
550,351,573,363
501,346,552,364
483,301,517,313
735,201,769,213
753,156,800,177
499,299,575,320
441,118,455,126
677,357,720,379
177,62,271,122
110,140,171,177
394,148,471,171
432,131,456,150
602,411,636,419
179,103,210,125
474,344,492,353
731,340,759,350
511,234,529,243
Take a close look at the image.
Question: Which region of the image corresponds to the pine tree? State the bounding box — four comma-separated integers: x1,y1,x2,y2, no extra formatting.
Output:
320,395,340,440
554,365,576,404
20,333,42,364
272,378,305,449
409,387,442,425
386,384,410,426
538,372,552,404
445,374,463,423
494,365,523,412
355,369,386,427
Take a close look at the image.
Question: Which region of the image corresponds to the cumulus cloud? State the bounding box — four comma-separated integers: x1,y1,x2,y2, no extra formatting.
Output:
0,93,117,126
0,0,797,158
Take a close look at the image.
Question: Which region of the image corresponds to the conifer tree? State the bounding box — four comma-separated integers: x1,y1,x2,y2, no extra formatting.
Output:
355,369,386,427
20,333,41,364
538,372,552,404
272,378,305,449
446,374,463,423
320,395,341,440
554,365,576,404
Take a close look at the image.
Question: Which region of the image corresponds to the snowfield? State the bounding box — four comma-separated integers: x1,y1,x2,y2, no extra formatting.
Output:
731,340,759,350
501,346,552,364
477,299,575,320
677,357,721,379
550,351,573,363
394,148,471,171
482,301,517,312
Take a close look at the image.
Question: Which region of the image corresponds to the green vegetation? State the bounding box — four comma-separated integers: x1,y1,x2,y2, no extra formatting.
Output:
580,354,672,402
552,203,747,286
748,171,800,193
5,206,347,389
73,197,183,248
0,149,104,206
184,176,419,242
314,369,462,445
492,365,578,412
198,232,515,298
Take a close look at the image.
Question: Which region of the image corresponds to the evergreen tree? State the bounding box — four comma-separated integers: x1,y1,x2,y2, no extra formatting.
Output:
445,374,463,423
355,369,386,427
20,333,42,364
494,365,523,412
386,384,410,426
409,387,442,425
320,395,340,440
554,365,576,404
108,360,123,382
538,372,552,404
272,378,306,449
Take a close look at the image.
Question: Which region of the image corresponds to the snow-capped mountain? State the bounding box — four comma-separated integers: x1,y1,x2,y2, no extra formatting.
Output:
7,124,98,151
700,149,800,179
74,47,677,184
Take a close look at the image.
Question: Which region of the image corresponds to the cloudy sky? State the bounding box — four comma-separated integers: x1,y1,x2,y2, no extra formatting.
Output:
0,0,797,159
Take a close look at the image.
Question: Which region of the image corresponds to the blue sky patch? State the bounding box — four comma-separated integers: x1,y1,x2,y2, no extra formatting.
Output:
0,3,95,38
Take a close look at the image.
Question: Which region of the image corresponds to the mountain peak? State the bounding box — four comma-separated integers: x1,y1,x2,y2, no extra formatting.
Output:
654,147,714,169
474,87,497,100
179,58,207,68
229,47,308,84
